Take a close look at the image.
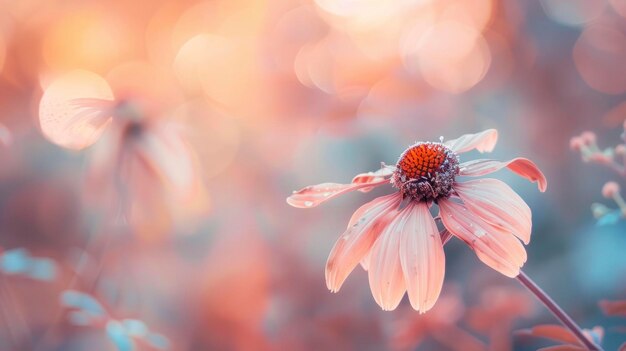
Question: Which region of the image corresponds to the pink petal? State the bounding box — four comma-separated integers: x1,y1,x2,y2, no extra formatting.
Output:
537,346,587,351
599,300,626,316
287,179,389,208
368,209,407,311
444,129,498,154
325,193,402,292
133,124,197,193
360,251,371,271
39,70,115,150
439,199,527,278
460,157,547,192
352,166,395,193
455,179,532,244
399,202,445,313
517,324,580,345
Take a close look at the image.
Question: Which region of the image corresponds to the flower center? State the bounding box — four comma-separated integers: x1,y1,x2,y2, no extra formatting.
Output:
391,142,459,202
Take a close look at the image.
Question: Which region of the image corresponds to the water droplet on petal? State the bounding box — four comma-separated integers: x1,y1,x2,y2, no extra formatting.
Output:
304,201,313,207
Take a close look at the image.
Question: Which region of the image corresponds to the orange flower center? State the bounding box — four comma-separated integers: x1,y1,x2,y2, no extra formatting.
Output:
391,142,459,202
397,143,447,179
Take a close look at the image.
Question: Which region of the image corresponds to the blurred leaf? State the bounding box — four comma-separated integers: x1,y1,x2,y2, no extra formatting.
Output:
145,333,170,350
106,320,135,351
27,258,57,281
60,290,106,317
1,249,30,274
591,203,611,219
122,319,148,337
596,210,622,226
68,310,95,326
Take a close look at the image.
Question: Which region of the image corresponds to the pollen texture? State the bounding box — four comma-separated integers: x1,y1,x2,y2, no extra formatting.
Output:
392,142,459,202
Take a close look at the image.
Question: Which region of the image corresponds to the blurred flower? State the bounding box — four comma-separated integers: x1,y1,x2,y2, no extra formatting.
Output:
38,70,209,241
287,129,546,312
572,126,626,225
465,286,535,351
60,290,170,351
390,286,486,351
516,324,604,351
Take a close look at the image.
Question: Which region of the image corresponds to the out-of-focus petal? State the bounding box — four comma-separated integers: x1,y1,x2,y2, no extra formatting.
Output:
287,179,390,208
368,210,406,311
517,324,581,345
599,300,626,316
399,202,445,313
439,199,527,278
326,193,402,292
39,70,115,150
455,179,532,244
459,157,547,192
444,129,498,154
537,346,587,351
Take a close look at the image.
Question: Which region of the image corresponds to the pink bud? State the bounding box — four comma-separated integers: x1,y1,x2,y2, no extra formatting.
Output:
580,131,596,145
602,181,620,198
569,137,584,151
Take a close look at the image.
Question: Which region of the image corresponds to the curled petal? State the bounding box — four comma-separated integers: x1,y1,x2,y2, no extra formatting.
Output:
287,179,389,208
460,157,547,192
39,70,115,150
445,129,498,154
439,199,527,278
399,203,445,313
455,179,532,244
326,193,402,292
368,210,406,311
352,165,395,192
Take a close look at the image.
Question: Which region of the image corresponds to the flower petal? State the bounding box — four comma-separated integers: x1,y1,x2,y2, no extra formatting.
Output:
325,193,402,292
439,199,527,278
455,179,532,244
39,70,115,150
444,129,498,154
352,166,395,192
399,203,445,313
460,157,547,192
517,324,581,345
368,209,406,311
599,300,626,317
287,179,389,208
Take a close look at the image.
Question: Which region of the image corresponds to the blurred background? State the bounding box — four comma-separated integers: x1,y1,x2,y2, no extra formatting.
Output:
0,0,625,350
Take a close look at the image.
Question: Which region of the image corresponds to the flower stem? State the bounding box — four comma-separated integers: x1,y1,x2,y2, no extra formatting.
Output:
516,270,602,351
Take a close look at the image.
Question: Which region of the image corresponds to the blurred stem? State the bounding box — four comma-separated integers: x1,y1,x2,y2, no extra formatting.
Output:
516,271,602,351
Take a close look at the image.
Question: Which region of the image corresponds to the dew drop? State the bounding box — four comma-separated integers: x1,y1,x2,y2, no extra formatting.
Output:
474,229,486,237
304,201,313,207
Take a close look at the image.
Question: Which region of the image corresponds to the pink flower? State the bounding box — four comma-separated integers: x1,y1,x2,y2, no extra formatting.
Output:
287,129,547,312
38,70,209,240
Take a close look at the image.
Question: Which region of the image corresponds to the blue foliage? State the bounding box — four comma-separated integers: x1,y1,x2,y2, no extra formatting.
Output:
596,210,622,226
1,249,29,274
0,248,58,281
106,320,135,351
68,311,94,326
60,290,106,317
61,290,170,350
146,333,170,350
122,319,148,337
